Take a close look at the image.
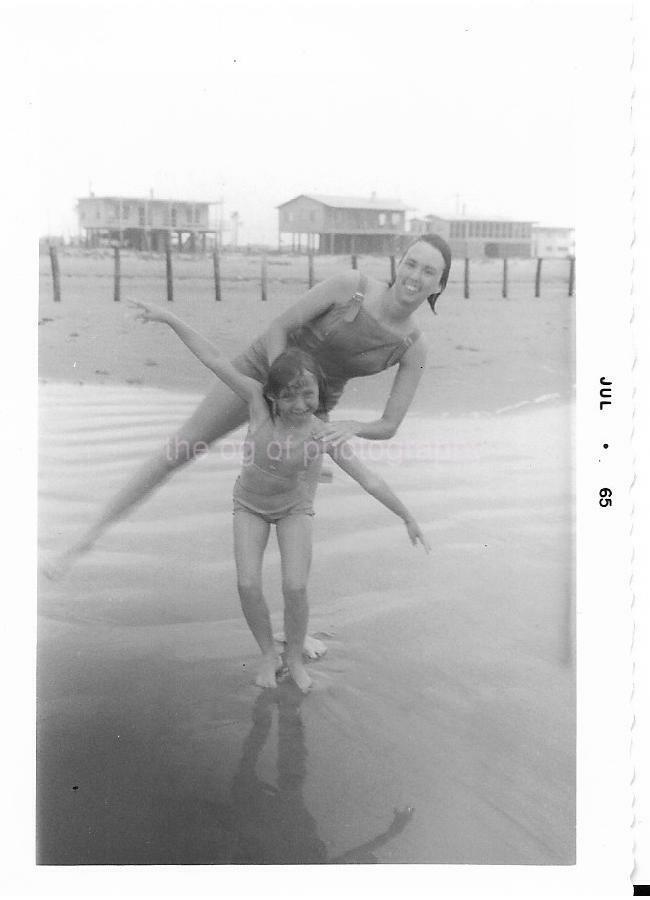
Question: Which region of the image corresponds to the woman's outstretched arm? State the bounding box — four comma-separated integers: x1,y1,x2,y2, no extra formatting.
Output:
319,337,428,443
130,300,261,403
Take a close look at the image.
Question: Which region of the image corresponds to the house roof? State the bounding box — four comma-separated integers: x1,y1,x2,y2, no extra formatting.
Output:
426,213,536,224
78,196,213,206
277,193,409,211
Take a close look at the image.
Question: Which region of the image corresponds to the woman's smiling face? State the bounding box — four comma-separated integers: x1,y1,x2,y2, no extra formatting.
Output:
394,240,446,307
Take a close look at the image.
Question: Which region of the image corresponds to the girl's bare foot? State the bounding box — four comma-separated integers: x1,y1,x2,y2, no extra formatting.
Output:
287,657,312,693
255,653,282,689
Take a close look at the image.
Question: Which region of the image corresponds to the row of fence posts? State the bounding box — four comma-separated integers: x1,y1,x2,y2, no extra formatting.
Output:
47,244,576,304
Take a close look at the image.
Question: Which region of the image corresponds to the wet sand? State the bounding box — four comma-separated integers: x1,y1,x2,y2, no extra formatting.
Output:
38,384,574,864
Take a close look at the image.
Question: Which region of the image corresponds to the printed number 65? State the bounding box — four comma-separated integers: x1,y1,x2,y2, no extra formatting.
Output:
599,488,613,508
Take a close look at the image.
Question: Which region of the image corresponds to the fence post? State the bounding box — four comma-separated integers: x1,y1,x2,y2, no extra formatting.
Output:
535,257,542,299
49,244,61,303
213,247,222,302
464,257,470,299
166,243,174,303
568,256,575,297
389,255,396,283
308,249,314,289
261,253,268,301
113,245,121,302
502,257,508,299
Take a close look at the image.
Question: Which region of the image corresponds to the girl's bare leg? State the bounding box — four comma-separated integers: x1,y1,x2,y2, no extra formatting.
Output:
276,514,313,692
233,508,280,689
53,381,249,574
273,457,327,660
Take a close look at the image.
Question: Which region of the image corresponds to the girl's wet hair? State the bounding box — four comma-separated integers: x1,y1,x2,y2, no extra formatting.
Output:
398,233,452,314
263,348,327,416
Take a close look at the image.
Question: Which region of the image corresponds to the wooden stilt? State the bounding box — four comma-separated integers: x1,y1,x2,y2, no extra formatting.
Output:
464,257,470,299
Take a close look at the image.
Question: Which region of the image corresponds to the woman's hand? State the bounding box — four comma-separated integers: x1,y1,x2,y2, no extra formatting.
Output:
128,299,174,325
315,419,360,447
405,518,431,553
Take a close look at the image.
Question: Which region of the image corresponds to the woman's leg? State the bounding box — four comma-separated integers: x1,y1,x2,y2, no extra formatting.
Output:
233,508,279,689
58,381,249,569
276,514,314,692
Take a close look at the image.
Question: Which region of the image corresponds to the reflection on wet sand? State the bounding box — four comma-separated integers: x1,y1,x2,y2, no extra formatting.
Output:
208,685,413,864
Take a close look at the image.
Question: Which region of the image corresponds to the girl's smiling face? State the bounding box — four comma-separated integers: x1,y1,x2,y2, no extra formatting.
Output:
273,371,319,424
395,240,446,307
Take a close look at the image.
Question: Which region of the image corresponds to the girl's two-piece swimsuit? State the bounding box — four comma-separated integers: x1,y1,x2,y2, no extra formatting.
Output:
231,272,420,525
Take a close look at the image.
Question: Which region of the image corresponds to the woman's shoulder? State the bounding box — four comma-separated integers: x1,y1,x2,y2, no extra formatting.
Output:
318,270,365,305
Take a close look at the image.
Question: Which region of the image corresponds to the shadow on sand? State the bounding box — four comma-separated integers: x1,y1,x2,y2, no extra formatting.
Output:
201,684,414,864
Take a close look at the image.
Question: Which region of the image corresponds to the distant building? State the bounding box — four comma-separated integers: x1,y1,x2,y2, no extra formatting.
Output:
76,195,219,251
531,225,575,258
277,193,409,254
410,214,535,258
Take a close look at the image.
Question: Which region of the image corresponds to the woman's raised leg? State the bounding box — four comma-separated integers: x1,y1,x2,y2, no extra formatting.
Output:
52,381,249,574
276,514,314,692
233,508,280,689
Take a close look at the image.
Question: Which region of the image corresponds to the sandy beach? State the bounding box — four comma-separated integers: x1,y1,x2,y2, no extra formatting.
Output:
37,252,575,864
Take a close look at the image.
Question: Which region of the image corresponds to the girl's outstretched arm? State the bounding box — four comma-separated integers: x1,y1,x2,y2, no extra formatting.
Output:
129,300,261,403
326,443,430,552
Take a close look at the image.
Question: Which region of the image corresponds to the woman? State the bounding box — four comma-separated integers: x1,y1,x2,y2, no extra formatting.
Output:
55,233,451,571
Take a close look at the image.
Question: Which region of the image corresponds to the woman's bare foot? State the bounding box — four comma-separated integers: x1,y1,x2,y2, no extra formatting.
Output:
273,632,327,660
41,528,100,581
255,653,282,689
287,657,312,693
40,545,84,581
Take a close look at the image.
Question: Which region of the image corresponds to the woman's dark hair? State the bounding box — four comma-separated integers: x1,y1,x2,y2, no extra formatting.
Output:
263,348,327,417
396,233,452,314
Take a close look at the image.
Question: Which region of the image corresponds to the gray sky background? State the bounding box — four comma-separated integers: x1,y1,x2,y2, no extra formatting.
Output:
34,0,579,243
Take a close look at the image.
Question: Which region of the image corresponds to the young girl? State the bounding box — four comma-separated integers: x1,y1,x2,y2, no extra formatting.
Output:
130,299,430,692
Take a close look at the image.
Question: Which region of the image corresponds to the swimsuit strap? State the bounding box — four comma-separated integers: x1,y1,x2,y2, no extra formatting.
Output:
342,272,368,323
385,326,422,366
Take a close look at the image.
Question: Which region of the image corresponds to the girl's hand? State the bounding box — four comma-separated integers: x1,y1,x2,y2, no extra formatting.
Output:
128,299,173,325
405,519,431,553
316,419,359,447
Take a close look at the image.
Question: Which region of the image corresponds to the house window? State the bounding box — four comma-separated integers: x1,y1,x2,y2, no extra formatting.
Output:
139,205,146,227
379,213,387,226
122,203,130,219
391,212,400,226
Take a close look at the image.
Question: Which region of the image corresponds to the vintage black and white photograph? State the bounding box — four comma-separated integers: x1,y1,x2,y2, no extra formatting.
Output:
23,0,627,879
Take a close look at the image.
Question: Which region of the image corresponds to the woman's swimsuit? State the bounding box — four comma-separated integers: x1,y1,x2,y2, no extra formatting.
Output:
232,415,323,524
232,272,420,416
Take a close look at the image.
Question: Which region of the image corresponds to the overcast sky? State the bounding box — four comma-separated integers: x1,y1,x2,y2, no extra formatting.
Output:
32,0,580,242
